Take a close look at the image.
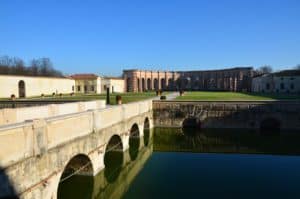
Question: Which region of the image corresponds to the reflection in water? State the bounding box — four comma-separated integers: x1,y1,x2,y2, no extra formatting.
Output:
57,175,94,199
59,127,300,199
143,128,150,146
104,151,124,183
129,124,140,161
144,118,150,146
129,138,140,161
94,137,153,199
154,128,300,155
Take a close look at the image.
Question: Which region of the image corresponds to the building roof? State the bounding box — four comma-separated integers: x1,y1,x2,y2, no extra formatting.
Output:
123,66,253,73
101,76,124,80
273,70,300,77
70,73,99,80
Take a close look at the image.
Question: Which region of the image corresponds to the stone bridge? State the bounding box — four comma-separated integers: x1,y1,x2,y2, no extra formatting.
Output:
0,99,153,199
153,100,300,132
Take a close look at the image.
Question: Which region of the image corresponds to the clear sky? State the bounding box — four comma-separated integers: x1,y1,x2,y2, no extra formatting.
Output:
1,0,300,76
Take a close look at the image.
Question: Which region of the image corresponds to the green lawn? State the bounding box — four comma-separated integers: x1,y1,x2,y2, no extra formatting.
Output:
175,91,300,101
1,92,169,105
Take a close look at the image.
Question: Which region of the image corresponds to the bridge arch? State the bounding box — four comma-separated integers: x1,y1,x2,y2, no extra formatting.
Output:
104,135,124,183
143,117,150,146
57,154,94,199
129,123,140,161
182,117,202,136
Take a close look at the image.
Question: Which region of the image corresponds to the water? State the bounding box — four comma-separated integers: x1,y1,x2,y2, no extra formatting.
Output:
59,128,300,199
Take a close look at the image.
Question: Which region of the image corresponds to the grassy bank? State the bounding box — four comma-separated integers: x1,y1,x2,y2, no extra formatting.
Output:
0,92,168,105
175,91,300,101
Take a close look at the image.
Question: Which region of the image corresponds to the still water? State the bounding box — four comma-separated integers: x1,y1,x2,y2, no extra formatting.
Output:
59,128,300,199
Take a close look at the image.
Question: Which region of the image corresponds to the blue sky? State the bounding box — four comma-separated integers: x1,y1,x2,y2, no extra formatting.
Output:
1,0,300,76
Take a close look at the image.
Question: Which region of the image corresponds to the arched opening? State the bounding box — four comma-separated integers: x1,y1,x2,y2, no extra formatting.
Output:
137,78,140,92
154,79,158,91
18,80,26,98
104,135,124,183
182,117,201,136
57,154,94,199
147,78,151,90
260,118,281,135
126,78,131,92
143,118,150,146
161,78,165,90
142,78,145,92
168,78,173,90
129,123,140,161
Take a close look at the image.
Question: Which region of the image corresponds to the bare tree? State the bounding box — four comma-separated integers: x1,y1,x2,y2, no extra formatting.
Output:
257,65,273,74
0,55,63,77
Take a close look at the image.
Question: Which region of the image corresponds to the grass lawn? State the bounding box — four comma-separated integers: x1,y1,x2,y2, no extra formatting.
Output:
175,91,300,101
0,92,169,105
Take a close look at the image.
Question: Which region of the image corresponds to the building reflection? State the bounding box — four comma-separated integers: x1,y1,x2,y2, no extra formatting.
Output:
154,127,300,155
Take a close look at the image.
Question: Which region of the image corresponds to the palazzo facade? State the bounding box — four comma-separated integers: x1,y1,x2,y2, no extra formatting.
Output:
123,67,254,92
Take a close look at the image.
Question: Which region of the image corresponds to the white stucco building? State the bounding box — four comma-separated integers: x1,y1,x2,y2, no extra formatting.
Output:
0,75,75,98
101,77,125,93
0,73,126,99
252,70,300,93
70,74,102,94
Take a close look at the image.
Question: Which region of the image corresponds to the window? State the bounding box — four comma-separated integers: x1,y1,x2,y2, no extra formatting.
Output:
91,85,94,91
77,86,81,91
290,83,294,90
290,77,295,80
72,86,74,91
281,77,284,81
280,83,285,90
266,83,270,90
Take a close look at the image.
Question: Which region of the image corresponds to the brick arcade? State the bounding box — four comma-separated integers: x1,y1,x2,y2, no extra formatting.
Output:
123,67,254,92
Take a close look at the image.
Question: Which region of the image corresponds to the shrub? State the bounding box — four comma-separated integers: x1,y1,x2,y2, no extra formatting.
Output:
116,95,122,105
10,94,16,100
160,95,166,100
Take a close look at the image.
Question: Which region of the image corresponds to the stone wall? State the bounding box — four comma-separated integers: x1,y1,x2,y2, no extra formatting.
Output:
153,101,300,130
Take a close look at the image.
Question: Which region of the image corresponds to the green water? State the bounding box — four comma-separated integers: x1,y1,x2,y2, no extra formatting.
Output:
58,128,300,199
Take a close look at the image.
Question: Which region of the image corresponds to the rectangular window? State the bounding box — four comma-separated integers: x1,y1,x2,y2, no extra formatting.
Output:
91,85,94,91
72,86,74,91
280,83,285,90
77,86,81,91
290,83,294,90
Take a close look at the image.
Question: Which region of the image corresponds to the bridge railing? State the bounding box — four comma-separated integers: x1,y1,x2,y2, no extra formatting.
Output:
0,100,106,126
0,99,153,168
